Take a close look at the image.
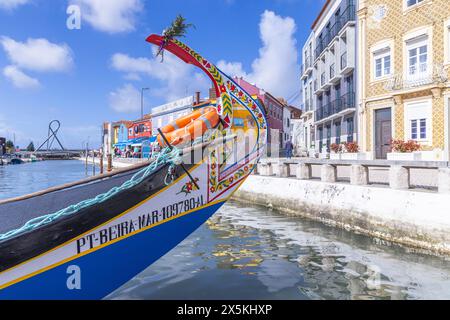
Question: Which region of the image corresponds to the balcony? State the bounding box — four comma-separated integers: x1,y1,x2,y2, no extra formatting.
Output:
301,56,313,80
385,63,448,92
316,103,332,121
314,5,356,59
314,79,324,94
340,51,354,74
341,92,356,111
304,98,314,113
315,93,356,122
329,63,341,84
320,72,331,90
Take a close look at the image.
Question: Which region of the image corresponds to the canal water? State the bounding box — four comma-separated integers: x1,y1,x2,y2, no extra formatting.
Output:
2,160,450,299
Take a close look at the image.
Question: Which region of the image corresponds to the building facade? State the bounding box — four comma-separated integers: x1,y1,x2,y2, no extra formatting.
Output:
282,105,302,147
358,0,450,160
233,77,285,154
150,96,195,135
128,116,152,141
112,121,132,151
302,0,358,156
300,32,316,156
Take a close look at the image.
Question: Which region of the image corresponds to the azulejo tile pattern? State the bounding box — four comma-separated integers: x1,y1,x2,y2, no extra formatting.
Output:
361,0,450,152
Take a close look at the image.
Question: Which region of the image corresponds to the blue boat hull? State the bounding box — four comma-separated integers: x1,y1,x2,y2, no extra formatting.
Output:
0,201,223,300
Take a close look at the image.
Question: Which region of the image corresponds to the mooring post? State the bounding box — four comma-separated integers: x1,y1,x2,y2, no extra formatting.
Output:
100,152,104,174
107,153,112,172
92,152,96,175
85,150,88,172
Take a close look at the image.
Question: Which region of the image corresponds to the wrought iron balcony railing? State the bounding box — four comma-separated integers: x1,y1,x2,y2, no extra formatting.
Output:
315,92,355,121
314,4,355,59
385,63,448,91
330,63,336,79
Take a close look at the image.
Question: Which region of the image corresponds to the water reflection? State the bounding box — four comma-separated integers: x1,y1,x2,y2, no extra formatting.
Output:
109,201,450,300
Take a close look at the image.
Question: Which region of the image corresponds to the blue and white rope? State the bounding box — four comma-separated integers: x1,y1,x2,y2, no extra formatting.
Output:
0,146,181,241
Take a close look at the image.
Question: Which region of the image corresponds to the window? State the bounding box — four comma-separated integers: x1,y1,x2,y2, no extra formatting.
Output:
406,0,424,7
346,118,354,142
404,99,431,143
410,118,427,140
408,44,428,76
335,121,341,144
373,49,391,79
411,118,427,139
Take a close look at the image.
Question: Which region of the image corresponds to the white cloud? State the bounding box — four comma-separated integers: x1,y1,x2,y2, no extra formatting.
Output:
217,10,299,101
0,37,74,72
109,83,141,113
110,50,210,105
0,0,30,10
71,0,143,33
3,65,40,88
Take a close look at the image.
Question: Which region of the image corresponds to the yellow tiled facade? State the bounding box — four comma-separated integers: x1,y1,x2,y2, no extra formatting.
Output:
358,0,450,160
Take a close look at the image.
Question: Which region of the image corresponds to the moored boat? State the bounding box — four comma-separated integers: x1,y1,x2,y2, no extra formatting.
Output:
0,34,267,299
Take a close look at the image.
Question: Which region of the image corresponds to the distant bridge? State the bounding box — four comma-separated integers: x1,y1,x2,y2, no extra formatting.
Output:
17,150,83,160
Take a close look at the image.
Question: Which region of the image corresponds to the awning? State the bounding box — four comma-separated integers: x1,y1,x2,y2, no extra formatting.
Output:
113,142,127,148
120,136,157,147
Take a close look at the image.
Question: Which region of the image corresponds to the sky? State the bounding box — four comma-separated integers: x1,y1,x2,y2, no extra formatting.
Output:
0,0,325,149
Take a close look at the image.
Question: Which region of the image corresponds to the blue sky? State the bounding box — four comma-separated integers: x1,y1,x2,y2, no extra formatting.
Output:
0,0,324,149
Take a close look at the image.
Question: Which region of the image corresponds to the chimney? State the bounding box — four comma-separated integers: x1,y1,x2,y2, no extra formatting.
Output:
195,91,201,104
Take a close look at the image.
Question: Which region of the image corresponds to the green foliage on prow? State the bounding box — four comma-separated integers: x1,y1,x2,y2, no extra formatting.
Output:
156,15,195,62
163,14,195,40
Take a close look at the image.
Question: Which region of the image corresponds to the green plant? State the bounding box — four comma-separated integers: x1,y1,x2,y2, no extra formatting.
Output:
156,15,195,62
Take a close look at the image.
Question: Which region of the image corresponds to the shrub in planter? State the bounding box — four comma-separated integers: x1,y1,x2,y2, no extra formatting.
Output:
343,142,359,153
330,143,343,153
390,139,421,153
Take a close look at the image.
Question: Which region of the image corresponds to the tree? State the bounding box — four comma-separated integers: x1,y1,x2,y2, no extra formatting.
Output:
5,140,14,153
26,142,35,152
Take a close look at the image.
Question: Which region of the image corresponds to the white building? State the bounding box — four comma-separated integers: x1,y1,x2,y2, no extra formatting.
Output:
301,0,358,156
151,96,195,135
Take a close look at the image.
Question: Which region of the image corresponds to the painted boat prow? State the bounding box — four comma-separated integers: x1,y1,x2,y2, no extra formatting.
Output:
0,34,267,299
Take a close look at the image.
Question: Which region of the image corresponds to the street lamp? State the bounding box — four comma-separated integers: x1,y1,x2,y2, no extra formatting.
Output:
141,87,150,119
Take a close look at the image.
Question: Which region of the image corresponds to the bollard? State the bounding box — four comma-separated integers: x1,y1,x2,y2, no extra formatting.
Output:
100,153,104,174
438,168,450,194
107,153,112,172
389,165,410,190
296,163,312,180
277,162,290,177
92,152,96,175
260,163,273,176
85,151,88,172
350,165,369,185
321,164,337,183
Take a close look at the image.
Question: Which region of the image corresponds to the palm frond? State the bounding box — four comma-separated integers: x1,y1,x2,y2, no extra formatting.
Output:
156,15,195,62
163,14,195,40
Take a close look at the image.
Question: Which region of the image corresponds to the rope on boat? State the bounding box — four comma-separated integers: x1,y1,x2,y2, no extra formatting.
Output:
0,146,181,241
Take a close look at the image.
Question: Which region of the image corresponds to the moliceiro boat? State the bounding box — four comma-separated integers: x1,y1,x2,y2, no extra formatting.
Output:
0,34,267,299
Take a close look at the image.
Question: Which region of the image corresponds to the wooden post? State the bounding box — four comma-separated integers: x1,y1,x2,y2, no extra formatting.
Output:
107,153,112,172
85,150,88,173
92,152,96,175
100,152,104,174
